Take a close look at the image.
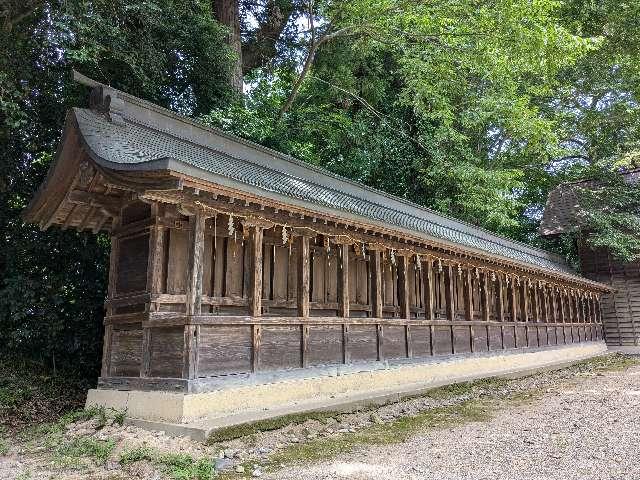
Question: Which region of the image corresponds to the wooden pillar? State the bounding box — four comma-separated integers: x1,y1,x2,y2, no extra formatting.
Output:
422,259,435,320
371,248,384,318
495,273,505,322
463,267,474,321
443,264,455,353
551,288,558,323
242,218,272,317
102,224,119,378
509,279,518,322
567,291,574,323
297,234,311,317
558,291,566,323
531,284,540,323
480,271,490,322
337,241,350,318
540,285,549,323
519,281,529,323
183,207,207,380
186,209,206,316
397,253,411,320
443,264,455,321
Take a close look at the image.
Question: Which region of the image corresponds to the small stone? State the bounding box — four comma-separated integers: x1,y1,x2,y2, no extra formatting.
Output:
290,437,300,443
252,468,263,477
337,428,349,433
257,447,272,455
105,460,119,470
348,428,356,433
235,465,245,474
215,458,234,471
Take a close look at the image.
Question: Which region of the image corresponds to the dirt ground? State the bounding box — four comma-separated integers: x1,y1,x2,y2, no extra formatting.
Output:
270,363,640,480
1,355,638,480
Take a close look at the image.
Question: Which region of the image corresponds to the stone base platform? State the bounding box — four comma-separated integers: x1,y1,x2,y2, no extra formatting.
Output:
86,342,607,441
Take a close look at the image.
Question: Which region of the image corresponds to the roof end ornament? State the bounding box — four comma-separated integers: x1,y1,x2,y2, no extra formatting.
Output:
73,70,125,125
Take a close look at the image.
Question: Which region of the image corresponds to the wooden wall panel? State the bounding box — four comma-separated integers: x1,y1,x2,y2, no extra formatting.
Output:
225,238,245,298
383,325,407,359
503,326,516,349
453,326,472,353
488,326,502,350
109,327,142,377
356,259,368,305
307,325,343,366
166,229,188,294
348,325,378,362
473,326,489,352
272,246,289,301
433,325,453,355
527,327,538,348
547,326,557,345
198,325,252,376
149,327,184,378
116,235,149,294
515,326,527,348
311,249,326,303
326,249,338,303
410,326,431,357
538,327,549,347
260,325,302,370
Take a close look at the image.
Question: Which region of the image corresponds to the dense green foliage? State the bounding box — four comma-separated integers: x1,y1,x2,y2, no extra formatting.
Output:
1,0,639,377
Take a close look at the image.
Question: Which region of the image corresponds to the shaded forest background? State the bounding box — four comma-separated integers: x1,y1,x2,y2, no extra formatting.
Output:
1,0,639,378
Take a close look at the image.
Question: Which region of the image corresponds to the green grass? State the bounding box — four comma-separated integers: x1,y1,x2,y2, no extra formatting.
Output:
119,446,215,480
55,436,116,465
207,411,342,443
0,437,9,455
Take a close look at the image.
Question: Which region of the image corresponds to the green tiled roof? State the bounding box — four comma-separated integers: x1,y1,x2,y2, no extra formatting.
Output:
73,79,573,275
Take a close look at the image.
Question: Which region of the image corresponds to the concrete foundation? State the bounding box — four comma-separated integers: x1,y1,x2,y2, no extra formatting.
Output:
86,342,607,441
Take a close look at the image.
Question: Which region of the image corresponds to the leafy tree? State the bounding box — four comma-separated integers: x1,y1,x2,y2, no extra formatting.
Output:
0,0,233,375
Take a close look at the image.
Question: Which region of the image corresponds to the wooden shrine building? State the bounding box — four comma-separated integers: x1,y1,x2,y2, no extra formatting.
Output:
541,174,640,350
24,74,610,427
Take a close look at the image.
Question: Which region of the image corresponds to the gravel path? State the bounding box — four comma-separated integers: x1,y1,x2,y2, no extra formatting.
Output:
269,365,640,480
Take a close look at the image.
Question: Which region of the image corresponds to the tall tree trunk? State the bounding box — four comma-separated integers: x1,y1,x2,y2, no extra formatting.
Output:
213,0,243,92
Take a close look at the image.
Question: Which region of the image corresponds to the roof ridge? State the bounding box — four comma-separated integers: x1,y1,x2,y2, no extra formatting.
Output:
73,71,567,265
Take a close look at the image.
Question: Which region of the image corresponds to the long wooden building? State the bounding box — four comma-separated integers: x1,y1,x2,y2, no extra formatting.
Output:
541,175,640,350
24,73,610,428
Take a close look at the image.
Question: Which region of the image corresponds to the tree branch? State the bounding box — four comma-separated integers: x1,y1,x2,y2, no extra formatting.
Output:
276,22,360,120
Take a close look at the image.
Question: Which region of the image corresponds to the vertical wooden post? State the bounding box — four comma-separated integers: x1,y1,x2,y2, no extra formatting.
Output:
242,220,270,317
252,324,261,372
480,271,490,322
509,279,518,322
337,242,350,318
397,254,411,319
463,268,474,321
495,273,505,322
422,259,435,321
102,224,120,378
540,285,549,323
567,291,574,322
519,282,529,323
371,248,383,318
558,291,566,322
551,288,558,323
444,264,455,321
186,209,206,316
297,234,311,317
100,325,113,378
183,208,206,380
443,264,455,353
495,273,505,349
531,285,540,323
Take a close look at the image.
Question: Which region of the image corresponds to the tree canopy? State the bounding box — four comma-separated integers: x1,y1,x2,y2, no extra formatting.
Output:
1,0,639,375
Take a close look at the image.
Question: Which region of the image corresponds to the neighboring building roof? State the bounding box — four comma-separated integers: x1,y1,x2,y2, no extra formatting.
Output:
30,73,576,275
540,168,640,236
